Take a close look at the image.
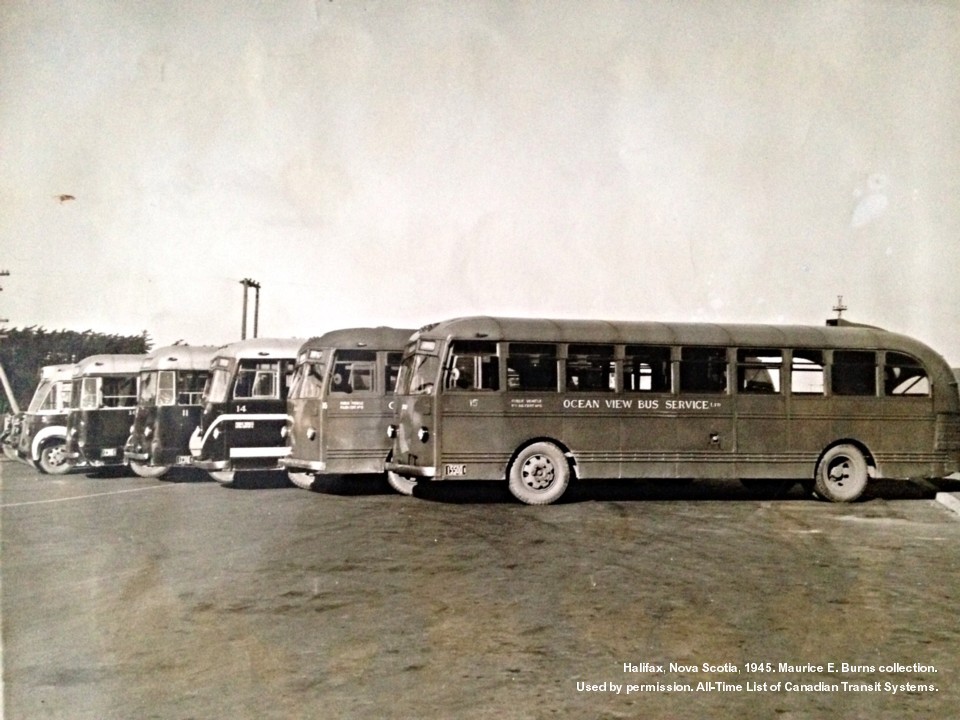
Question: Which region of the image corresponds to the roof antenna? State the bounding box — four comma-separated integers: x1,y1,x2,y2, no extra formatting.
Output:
832,295,848,320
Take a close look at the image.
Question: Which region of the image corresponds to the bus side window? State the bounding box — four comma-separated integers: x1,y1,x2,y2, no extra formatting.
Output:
178,371,207,405
331,350,377,394
679,347,727,394
566,344,615,392
445,341,499,391
624,346,671,392
884,352,930,396
832,351,876,396
157,371,176,406
791,350,824,394
386,353,403,393
507,343,558,392
737,349,781,394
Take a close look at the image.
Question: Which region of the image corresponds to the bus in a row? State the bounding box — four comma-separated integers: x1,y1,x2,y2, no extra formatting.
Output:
281,327,413,492
6,363,75,473
384,316,960,504
64,354,145,471
124,345,218,478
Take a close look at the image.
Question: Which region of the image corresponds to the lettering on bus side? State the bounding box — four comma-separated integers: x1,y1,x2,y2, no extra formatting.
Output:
558,398,724,411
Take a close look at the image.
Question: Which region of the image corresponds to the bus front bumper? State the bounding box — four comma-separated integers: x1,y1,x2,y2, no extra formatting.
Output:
384,461,436,479
279,457,326,473
192,459,229,471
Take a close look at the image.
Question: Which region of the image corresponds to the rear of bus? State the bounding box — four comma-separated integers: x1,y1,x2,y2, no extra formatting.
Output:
64,355,144,470
125,345,217,478
15,364,75,473
190,338,302,484
281,328,410,489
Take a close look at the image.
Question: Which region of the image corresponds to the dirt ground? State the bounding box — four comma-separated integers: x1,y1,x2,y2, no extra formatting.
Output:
3,460,959,719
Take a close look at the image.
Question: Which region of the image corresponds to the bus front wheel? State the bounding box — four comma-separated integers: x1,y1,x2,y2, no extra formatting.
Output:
387,471,416,496
508,442,570,505
38,440,74,475
130,461,170,479
814,444,869,502
288,471,314,490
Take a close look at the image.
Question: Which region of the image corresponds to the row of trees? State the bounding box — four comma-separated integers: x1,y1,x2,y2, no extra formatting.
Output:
0,327,152,413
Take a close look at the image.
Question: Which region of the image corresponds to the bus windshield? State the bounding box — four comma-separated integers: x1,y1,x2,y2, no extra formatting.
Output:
399,353,440,395
140,372,157,405
206,368,232,403
290,361,326,399
27,380,53,413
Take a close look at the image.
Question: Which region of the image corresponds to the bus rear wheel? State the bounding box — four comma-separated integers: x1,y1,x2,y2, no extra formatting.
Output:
130,461,170,479
387,471,416,496
288,471,315,490
38,440,74,475
814,444,869,502
508,442,570,505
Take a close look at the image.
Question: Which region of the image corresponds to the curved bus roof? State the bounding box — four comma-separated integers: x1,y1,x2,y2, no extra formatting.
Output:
297,327,415,358
73,354,148,377
212,337,306,362
141,345,220,372
412,315,957,402
39,364,76,382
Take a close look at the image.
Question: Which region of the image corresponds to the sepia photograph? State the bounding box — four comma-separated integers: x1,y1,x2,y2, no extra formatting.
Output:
2,1,959,718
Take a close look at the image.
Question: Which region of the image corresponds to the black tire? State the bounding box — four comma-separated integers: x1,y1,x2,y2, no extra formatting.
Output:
508,441,570,505
814,444,869,502
386,471,416,496
130,461,170,479
288,471,315,490
38,440,74,475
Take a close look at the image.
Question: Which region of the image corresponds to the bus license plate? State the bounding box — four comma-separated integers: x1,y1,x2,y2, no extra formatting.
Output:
176,455,192,465
444,464,466,477
101,448,117,458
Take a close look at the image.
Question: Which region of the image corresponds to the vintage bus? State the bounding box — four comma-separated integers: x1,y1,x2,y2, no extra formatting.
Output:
280,327,413,491
7,364,76,473
189,338,303,484
123,345,219,478
64,354,145,471
385,316,960,505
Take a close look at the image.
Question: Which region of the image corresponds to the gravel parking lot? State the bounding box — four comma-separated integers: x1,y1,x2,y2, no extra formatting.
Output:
3,460,959,719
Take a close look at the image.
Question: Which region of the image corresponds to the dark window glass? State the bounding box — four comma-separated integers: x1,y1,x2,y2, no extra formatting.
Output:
507,343,558,392
832,351,876,396
386,352,403,393
624,346,671,392
679,347,727,394
566,344,615,392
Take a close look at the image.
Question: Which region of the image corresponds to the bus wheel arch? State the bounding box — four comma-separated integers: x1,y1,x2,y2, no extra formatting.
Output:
37,437,74,475
813,440,874,503
507,438,575,505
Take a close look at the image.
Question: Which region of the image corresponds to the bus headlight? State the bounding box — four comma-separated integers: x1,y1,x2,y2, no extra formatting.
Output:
144,426,152,438
306,427,316,441
417,426,430,443
386,424,397,439
280,425,288,439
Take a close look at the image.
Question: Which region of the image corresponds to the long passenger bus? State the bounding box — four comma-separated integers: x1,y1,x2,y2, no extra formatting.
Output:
64,354,145,471
9,364,76,474
124,345,218,478
385,316,960,505
280,327,413,491
189,338,303,484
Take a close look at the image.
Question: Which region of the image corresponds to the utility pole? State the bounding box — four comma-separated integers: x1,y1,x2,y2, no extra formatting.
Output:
0,270,19,413
240,278,261,339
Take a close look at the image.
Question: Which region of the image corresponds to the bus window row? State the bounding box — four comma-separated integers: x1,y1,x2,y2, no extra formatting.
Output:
440,343,929,397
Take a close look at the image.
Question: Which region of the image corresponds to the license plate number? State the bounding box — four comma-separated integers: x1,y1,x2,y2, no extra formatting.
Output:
444,464,466,477
101,448,117,458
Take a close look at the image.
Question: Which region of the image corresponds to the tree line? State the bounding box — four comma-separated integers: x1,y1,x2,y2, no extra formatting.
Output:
0,327,152,413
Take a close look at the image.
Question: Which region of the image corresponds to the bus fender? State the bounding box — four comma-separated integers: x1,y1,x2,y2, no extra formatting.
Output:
31,425,68,462
506,437,580,481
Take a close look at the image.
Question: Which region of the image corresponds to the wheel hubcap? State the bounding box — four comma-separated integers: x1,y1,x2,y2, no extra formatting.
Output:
521,454,555,490
48,446,65,466
827,458,851,486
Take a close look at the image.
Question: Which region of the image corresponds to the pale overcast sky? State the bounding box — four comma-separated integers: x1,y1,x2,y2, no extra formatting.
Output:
1,1,958,362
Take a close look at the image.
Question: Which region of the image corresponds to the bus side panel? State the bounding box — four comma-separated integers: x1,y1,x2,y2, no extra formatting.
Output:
671,397,735,479
620,406,678,479
787,395,834,471
874,396,942,477
735,394,794,479
559,396,621,479
438,393,509,480
324,395,394,474
288,397,322,468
